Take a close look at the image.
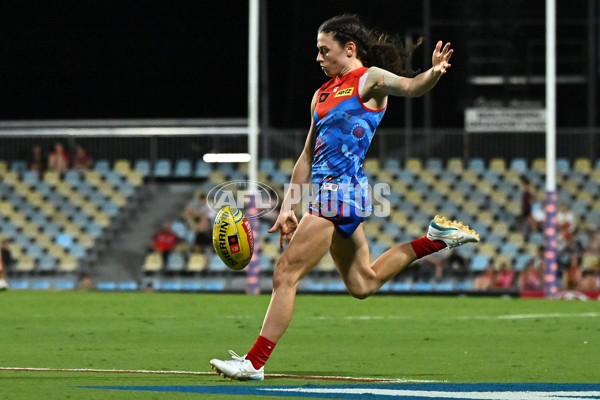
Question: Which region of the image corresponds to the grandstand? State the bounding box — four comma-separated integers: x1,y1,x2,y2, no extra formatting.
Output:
2,154,599,294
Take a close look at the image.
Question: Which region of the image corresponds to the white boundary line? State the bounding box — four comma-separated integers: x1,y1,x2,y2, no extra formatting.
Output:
0,367,441,383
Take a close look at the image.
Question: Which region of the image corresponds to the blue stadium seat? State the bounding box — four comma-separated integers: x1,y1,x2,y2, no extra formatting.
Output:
259,159,276,173
195,160,211,178
64,171,81,185
134,159,151,177
556,158,570,174
469,254,490,272
174,159,192,177
154,159,172,177
25,243,44,259
170,220,188,239
467,158,485,172
509,158,527,174
22,171,39,185
94,159,111,172
166,253,186,272
37,255,56,273
425,158,443,172
499,242,519,259
514,254,531,272
10,160,27,173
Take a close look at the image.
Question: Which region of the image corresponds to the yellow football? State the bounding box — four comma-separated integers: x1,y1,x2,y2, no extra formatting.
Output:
212,206,254,270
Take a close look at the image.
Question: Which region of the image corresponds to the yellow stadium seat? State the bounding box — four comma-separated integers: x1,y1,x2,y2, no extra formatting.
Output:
278,158,295,174
489,158,507,173
363,159,380,173
447,158,464,173
84,170,102,186
57,254,79,273
114,159,131,175
187,253,208,273
405,158,422,172
15,256,35,273
43,170,61,186
574,158,592,173
143,252,163,273
532,158,546,173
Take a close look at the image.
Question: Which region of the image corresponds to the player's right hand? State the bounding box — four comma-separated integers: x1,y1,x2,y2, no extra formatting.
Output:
268,210,299,249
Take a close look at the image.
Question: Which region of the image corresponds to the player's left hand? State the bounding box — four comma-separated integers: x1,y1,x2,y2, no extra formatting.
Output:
432,41,453,75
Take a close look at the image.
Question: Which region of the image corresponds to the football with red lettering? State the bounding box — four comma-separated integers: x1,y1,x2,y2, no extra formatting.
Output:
212,206,254,270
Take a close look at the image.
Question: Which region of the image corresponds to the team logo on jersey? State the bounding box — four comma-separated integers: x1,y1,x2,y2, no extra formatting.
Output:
334,88,354,97
318,92,330,103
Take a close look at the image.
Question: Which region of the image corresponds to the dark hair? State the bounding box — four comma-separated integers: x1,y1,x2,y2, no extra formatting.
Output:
318,14,422,77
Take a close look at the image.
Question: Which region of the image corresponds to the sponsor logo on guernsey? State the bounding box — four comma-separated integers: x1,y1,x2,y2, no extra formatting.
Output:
334,87,354,97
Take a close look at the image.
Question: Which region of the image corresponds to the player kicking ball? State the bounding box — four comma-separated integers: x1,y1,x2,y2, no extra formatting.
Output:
210,14,479,381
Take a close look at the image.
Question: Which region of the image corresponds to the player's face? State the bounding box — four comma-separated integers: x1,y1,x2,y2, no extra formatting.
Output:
316,32,348,77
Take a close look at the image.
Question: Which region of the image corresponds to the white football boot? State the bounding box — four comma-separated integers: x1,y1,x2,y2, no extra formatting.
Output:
426,215,480,248
210,350,264,381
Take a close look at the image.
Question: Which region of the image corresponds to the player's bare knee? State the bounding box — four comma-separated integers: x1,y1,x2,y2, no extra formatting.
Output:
347,284,375,300
272,256,300,289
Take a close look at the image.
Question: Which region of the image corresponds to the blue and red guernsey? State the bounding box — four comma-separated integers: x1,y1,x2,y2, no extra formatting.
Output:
312,66,386,211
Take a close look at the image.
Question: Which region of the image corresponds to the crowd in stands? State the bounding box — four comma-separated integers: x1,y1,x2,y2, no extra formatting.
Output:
147,191,216,273
27,142,93,176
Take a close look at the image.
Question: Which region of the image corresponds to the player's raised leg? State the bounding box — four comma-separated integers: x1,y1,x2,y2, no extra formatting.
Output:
331,215,480,298
210,213,336,381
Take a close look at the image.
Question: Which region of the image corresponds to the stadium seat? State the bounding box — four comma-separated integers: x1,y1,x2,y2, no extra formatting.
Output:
187,253,208,273
424,158,442,172
94,159,111,172
37,255,56,273
134,159,151,177
165,252,186,272
574,158,592,174
514,254,531,272
467,158,485,172
114,159,132,175
509,158,527,174
143,252,163,273
174,159,192,177
15,255,35,273
194,160,211,178
469,254,490,272
10,160,27,173
556,158,570,174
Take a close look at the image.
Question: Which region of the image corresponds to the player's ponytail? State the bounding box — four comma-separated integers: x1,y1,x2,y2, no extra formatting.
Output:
318,14,422,77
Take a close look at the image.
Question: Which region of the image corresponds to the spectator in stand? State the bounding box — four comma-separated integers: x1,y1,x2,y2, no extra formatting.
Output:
27,144,46,175
152,222,180,264
520,176,539,235
1,240,15,273
579,266,600,292
474,263,496,291
518,259,542,291
193,212,213,254
562,254,583,290
72,144,93,172
556,203,576,242
182,191,215,231
0,240,14,289
495,261,515,289
47,142,70,174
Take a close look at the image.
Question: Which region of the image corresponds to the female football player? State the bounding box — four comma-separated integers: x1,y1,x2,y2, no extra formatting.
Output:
211,14,479,380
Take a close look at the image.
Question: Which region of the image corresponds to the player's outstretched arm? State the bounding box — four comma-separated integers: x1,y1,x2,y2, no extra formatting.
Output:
268,91,318,248
364,41,453,99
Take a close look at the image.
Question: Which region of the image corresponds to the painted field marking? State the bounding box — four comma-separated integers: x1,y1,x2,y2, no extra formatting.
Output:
308,312,600,321
262,387,600,399
0,367,439,383
77,383,600,399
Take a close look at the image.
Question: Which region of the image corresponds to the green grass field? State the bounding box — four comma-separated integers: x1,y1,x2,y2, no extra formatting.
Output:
0,291,598,399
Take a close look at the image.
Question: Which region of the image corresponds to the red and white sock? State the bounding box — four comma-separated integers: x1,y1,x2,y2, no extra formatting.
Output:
410,237,447,259
246,335,276,370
